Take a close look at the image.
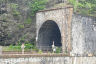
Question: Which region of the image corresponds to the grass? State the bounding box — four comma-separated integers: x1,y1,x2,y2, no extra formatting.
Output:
2,46,63,54
2,46,39,51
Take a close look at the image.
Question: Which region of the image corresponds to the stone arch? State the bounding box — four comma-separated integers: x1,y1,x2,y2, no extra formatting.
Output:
36,16,62,38
37,20,62,49
36,7,73,53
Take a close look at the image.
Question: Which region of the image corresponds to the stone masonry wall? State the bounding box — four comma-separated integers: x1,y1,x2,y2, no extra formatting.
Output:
0,57,96,64
36,6,73,53
71,14,96,56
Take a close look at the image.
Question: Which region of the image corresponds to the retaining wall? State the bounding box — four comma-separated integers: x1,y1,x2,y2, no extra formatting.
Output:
0,56,96,64
71,14,96,56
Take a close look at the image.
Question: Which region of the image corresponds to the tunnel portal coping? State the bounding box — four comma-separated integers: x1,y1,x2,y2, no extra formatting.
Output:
37,5,73,12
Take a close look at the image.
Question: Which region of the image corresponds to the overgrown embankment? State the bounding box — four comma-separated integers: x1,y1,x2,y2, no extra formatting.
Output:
68,0,96,17
0,0,49,45
0,0,60,46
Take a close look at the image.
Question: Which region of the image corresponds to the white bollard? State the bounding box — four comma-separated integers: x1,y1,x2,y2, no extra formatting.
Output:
0,46,2,55
52,41,56,53
21,44,25,54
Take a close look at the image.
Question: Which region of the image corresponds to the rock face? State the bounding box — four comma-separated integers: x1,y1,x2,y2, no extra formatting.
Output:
0,27,7,41
0,0,36,45
0,0,61,45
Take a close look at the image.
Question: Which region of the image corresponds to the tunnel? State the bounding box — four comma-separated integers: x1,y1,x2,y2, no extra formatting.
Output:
37,20,62,50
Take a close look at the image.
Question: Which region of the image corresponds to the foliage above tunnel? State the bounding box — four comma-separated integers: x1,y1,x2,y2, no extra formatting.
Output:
68,0,96,17
28,0,49,16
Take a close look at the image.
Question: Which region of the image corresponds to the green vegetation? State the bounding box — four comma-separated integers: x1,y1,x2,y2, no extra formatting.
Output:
2,35,38,51
11,3,19,16
48,52,51,54
38,50,43,54
8,44,21,51
0,0,5,3
24,18,32,24
68,0,96,17
22,34,28,38
24,41,32,49
65,50,67,53
7,33,10,37
1,17,7,22
21,38,24,42
55,47,62,53
18,24,24,29
28,0,49,16
3,41,38,51
10,3,21,19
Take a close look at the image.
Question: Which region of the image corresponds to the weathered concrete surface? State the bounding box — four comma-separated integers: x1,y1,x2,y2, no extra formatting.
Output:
71,14,96,56
36,6,73,53
0,57,96,64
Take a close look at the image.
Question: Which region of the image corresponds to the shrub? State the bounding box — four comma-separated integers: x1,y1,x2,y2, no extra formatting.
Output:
48,52,51,54
68,0,96,17
11,3,19,16
24,18,32,24
28,0,49,16
55,47,62,53
24,41,33,49
10,3,21,19
18,24,24,29
38,50,43,54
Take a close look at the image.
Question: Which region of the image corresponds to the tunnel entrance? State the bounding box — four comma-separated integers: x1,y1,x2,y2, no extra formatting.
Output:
37,20,62,50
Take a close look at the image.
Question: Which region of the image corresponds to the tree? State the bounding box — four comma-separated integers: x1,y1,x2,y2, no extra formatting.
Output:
28,0,49,16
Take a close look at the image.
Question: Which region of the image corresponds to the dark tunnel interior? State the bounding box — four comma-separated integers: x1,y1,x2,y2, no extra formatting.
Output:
37,20,62,49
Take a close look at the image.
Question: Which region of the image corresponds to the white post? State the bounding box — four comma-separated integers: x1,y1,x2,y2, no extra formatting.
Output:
21,44,25,54
52,41,56,53
0,46,2,55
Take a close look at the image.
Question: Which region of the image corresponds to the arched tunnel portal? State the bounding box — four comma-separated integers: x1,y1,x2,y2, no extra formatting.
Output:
37,20,62,50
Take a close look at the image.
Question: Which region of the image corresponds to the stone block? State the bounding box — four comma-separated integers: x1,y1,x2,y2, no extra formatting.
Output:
88,53,93,56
